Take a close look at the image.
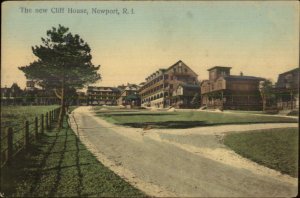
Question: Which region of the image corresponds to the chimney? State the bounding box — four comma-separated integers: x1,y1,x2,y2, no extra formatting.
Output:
240,72,243,76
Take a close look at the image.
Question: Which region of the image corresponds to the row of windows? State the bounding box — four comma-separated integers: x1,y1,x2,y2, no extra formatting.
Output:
141,73,197,92
173,66,188,73
141,74,191,91
89,96,117,100
141,84,164,97
88,91,119,96
142,93,165,103
141,75,167,90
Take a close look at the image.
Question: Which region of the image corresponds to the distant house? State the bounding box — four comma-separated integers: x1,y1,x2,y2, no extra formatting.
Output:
23,80,59,105
1,83,23,105
139,60,200,108
274,68,299,111
201,66,264,110
117,83,141,107
86,86,120,105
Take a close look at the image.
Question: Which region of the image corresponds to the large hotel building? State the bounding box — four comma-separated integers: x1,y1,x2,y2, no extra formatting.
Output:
139,60,200,108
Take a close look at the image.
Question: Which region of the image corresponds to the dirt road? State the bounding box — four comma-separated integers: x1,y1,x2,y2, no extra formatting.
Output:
69,106,298,197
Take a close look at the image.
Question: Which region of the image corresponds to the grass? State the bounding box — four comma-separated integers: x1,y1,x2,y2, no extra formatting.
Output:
1,105,60,154
0,111,145,197
224,128,298,177
1,105,59,129
95,108,298,129
224,110,266,115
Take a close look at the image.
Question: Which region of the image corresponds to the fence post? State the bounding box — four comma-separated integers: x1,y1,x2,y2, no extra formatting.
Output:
41,114,44,134
6,127,13,165
45,112,49,130
55,108,58,120
35,117,38,141
24,121,29,149
49,111,52,127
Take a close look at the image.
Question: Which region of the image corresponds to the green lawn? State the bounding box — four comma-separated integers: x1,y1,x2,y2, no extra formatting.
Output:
224,128,298,177
1,105,60,154
1,105,59,129
95,108,298,129
0,112,145,197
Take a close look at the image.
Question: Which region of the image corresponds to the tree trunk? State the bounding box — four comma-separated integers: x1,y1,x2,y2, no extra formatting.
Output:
57,87,65,128
262,98,266,112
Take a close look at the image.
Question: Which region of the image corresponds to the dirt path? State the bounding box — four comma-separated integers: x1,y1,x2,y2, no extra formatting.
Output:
69,106,298,197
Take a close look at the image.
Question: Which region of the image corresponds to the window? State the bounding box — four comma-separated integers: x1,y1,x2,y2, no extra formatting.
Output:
185,68,188,72
173,68,176,73
179,66,182,73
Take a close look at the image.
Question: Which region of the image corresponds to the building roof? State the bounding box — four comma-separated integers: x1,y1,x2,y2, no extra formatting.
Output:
277,67,299,76
207,66,232,71
224,75,264,81
166,60,198,76
144,60,198,81
276,67,299,89
87,86,120,92
166,60,184,70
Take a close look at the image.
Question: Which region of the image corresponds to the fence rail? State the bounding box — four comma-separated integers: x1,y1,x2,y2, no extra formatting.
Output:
0,107,61,168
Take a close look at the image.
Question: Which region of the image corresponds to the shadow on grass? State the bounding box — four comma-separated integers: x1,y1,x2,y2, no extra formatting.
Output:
121,121,207,129
119,120,297,129
48,126,68,197
1,117,145,197
98,113,177,117
27,130,60,196
0,120,86,197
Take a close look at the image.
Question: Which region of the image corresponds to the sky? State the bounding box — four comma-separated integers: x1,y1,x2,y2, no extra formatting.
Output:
1,1,299,89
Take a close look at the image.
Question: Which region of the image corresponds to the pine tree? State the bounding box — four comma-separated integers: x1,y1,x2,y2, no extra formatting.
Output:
19,25,101,128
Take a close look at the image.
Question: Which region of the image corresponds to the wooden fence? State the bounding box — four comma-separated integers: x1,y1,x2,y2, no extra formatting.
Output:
0,107,61,168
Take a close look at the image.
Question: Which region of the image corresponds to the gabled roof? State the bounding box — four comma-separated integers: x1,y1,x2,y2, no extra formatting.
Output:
278,67,299,76
276,67,299,89
166,60,198,77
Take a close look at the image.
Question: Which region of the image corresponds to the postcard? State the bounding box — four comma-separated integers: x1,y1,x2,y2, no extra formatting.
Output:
1,1,299,197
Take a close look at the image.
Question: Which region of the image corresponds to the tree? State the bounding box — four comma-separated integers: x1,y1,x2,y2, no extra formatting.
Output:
19,25,101,128
191,93,200,108
259,79,276,111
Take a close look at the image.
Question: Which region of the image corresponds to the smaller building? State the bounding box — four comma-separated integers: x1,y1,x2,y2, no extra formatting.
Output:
172,84,200,108
23,80,59,105
1,83,23,105
87,86,120,105
274,68,299,111
117,83,141,107
201,66,264,110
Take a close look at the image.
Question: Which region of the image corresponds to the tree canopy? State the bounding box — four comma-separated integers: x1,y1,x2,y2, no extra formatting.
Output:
19,25,101,93
259,79,276,111
19,25,101,127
